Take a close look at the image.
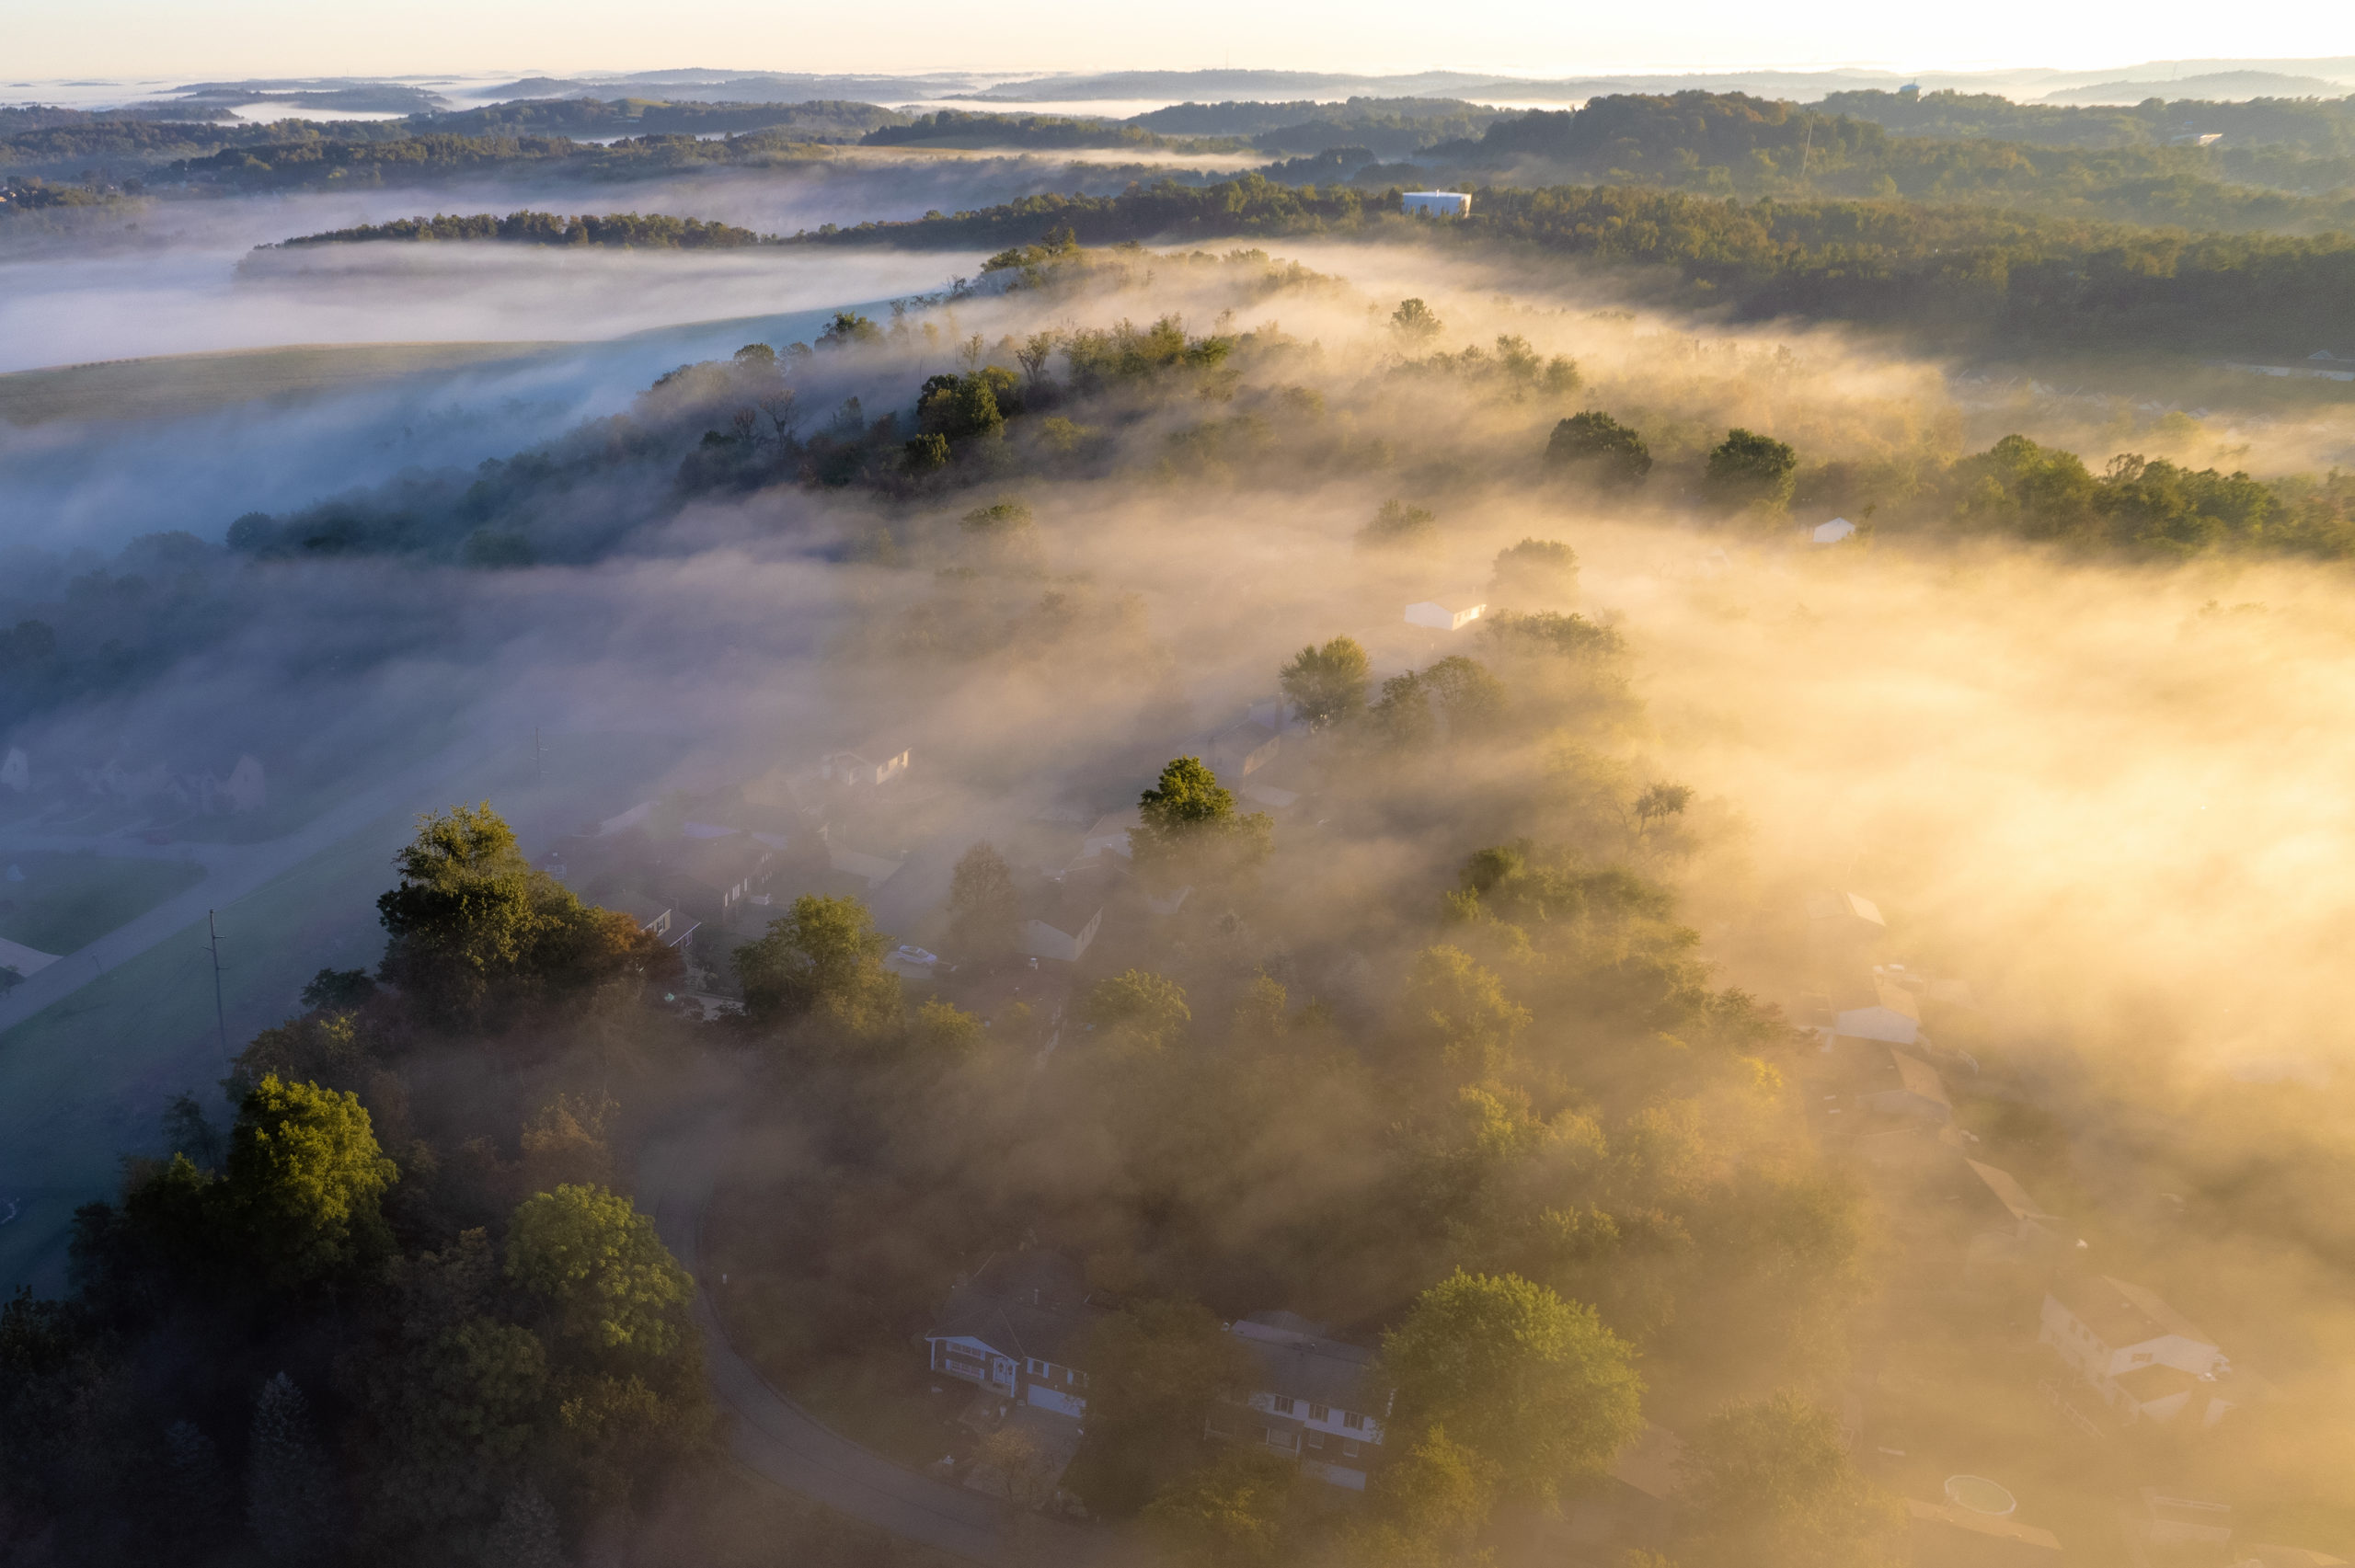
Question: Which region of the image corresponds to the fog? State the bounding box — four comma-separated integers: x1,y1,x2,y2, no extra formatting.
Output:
8,187,2355,1567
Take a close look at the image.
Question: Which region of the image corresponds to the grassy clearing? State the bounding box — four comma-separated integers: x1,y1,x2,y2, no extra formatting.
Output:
0,852,207,955
0,340,571,427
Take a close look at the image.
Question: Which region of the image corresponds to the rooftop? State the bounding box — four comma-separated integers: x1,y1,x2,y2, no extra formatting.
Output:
927,1251,1106,1368
1231,1313,1378,1409
2053,1275,2215,1352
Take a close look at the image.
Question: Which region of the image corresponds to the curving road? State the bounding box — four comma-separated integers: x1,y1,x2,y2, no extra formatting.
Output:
637,1115,1106,1568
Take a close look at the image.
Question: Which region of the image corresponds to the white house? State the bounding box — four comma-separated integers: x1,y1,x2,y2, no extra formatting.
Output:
1021,890,1105,963
925,1252,1105,1420
2040,1276,2231,1425
1811,517,1857,545
1835,979,1922,1046
821,744,912,787
1401,191,1472,218
1406,595,1487,632
1210,1313,1390,1490
1806,890,1886,930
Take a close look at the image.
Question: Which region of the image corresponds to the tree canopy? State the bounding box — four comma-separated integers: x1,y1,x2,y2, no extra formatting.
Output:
1379,1269,1644,1499
505,1185,695,1358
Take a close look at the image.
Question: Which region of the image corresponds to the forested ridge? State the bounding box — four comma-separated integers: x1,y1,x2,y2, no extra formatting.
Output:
792,172,2355,356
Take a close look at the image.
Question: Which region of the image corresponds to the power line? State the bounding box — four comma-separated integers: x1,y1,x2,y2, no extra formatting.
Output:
207,910,227,1060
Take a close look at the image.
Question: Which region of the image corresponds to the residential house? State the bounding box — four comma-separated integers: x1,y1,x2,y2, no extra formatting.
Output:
924,1252,1105,1419
1405,594,1486,632
1209,1312,1389,1491
2137,1490,2234,1547
1906,1499,2062,1568
672,830,776,929
824,837,907,891
1965,1160,2064,1243
1806,891,1888,960
1864,1047,1951,1124
612,895,696,953
1082,809,1138,861
2234,1547,2349,1568
2040,1276,2232,1425
821,743,912,787
1811,517,1858,545
1603,1423,1683,1545
1836,979,1923,1047
1021,882,1105,963
1211,719,1281,778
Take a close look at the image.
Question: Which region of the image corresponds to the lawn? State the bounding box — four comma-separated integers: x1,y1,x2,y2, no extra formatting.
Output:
0,340,569,428
0,852,207,956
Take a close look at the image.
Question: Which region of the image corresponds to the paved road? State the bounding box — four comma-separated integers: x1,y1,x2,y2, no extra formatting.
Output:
637,1111,1106,1568
0,739,496,1037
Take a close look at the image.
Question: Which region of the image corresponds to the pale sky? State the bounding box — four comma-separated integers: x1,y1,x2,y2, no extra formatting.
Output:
5,0,2349,84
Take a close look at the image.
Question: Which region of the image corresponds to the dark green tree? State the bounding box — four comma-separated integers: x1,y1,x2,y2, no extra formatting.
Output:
505,1185,694,1360
1546,412,1652,486
247,1372,343,1563
947,841,1021,958
1082,969,1192,1052
224,1074,398,1291
1391,298,1444,339
1490,538,1580,601
1705,428,1799,514
1678,1391,1901,1568
733,893,902,1031
1074,1299,1257,1514
1132,757,1271,882
1279,635,1372,729
816,311,881,348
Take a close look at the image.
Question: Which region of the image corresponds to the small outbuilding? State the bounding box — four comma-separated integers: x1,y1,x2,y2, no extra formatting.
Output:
1406,595,1487,632
1811,517,1857,545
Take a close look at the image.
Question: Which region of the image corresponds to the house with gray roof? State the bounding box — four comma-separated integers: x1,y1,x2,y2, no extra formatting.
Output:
1207,1311,1392,1491
923,1252,1106,1419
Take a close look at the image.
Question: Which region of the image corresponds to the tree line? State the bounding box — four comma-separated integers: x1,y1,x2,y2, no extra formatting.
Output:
793,170,2355,357
274,210,773,249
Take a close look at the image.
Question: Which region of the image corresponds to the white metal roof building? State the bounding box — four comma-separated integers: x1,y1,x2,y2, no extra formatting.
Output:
1402,191,1472,217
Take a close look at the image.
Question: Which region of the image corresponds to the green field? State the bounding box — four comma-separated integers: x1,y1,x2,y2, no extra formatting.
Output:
0,730,682,1294
0,339,571,427
0,852,207,956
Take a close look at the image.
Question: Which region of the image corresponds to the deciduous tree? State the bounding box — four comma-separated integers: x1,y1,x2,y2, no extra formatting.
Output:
1379,1270,1642,1501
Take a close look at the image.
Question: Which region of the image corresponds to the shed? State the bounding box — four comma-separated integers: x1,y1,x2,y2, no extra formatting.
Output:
1406,595,1487,631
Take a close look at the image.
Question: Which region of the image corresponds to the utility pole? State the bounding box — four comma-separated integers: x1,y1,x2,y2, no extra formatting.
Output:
207,910,227,1059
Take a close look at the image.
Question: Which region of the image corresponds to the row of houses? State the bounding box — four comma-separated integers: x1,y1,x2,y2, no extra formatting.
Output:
921,1253,1392,1492
1818,948,2237,1433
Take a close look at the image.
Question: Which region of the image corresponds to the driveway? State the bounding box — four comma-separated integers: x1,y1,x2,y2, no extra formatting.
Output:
636,1110,1108,1568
